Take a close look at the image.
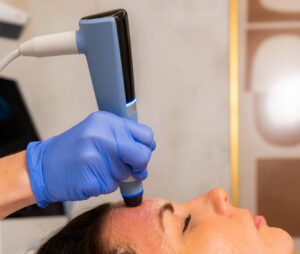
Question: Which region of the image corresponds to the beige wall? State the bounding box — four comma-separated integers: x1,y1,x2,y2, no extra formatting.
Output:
0,0,230,253
239,0,300,249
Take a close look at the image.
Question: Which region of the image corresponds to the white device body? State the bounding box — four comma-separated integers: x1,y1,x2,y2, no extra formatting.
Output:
19,31,78,57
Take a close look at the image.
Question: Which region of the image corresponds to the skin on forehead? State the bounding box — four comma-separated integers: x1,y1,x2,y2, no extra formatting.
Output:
104,199,176,254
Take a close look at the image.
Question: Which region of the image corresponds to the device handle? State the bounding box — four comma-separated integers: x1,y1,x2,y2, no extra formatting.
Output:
76,16,144,203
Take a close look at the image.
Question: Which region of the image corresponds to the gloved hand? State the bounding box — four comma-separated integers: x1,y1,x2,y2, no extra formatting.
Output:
26,111,156,207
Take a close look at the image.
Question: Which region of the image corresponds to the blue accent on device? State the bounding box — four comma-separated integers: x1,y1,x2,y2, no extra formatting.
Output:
121,189,144,198
126,97,136,107
76,10,143,206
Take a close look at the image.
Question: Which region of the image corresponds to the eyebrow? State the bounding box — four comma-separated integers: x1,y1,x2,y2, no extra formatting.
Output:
158,203,174,231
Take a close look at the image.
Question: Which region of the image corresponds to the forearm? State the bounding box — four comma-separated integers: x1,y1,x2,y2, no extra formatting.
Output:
0,151,36,219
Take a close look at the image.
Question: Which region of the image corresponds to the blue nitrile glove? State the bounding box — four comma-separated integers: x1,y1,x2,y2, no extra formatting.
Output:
26,111,156,207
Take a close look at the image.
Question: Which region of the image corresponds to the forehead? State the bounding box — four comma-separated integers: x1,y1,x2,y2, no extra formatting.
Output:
107,199,166,231
104,199,169,252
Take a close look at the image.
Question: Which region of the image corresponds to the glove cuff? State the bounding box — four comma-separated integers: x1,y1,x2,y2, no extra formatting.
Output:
26,140,51,208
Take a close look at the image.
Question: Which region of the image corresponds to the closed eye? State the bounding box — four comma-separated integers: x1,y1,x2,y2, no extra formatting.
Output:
183,214,191,233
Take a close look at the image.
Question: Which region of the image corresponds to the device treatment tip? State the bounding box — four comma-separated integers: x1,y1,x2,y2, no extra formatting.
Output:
123,192,143,207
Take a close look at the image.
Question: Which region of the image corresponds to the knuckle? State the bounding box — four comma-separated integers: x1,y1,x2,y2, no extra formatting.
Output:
88,111,101,122
79,129,92,140
143,147,152,161
143,126,154,144
136,148,151,169
78,150,98,163
133,169,148,181
87,111,113,123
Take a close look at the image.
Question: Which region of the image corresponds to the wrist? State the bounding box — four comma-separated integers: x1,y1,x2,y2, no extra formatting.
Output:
0,151,36,219
26,140,51,207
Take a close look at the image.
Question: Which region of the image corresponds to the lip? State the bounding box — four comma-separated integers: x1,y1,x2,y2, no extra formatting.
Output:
253,215,266,230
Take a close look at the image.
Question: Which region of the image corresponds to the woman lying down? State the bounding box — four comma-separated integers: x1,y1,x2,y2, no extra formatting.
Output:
37,188,294,254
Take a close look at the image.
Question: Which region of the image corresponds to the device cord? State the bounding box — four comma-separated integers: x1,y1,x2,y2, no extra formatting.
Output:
0,49,20,72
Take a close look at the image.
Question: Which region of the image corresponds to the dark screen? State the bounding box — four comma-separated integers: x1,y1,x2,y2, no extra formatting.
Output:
0,78,39,157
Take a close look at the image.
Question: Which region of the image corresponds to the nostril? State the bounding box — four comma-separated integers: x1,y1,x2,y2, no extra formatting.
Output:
224,195,228,203
223,191,231,205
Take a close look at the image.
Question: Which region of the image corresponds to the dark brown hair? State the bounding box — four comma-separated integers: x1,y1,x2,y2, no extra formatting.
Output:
37,203,137,254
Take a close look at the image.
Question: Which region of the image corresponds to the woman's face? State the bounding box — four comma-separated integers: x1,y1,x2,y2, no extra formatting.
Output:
104,188,294,254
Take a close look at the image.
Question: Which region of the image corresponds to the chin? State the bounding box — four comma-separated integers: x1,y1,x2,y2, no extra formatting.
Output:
269,227,294,253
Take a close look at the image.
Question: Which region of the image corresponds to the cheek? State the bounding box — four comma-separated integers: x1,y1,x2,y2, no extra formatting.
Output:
182,226,235,253
181,221,267,254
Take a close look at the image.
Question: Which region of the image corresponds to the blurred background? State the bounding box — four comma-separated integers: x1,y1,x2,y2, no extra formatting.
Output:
239,0,300,251
2,0,300,253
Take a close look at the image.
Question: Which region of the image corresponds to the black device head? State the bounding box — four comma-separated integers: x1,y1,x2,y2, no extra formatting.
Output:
123,192,143,207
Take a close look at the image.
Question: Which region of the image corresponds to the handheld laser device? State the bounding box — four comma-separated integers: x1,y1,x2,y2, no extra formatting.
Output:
77,10,143,207
0,9,144,207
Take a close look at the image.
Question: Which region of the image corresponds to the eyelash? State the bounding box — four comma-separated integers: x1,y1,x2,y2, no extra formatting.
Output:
183,214,191,233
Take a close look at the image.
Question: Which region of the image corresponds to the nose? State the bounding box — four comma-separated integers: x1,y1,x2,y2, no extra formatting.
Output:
207,188,230,216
